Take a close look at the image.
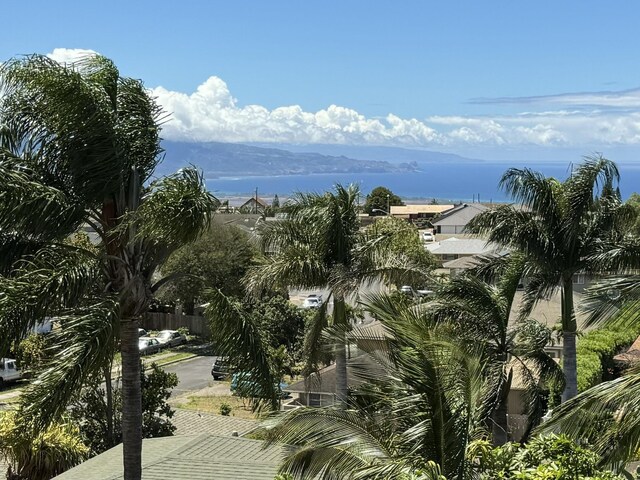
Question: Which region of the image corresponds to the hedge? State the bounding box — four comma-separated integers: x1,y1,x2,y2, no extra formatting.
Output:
576,320,640,392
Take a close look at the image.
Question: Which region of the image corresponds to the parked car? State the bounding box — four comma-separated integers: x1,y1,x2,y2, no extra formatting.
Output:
230,371,289,399
138,328,148,337
302,294,323,309
156,329,187,348
211,357,231,380
138,337,162,356
422,231,435,242
0,358,21,387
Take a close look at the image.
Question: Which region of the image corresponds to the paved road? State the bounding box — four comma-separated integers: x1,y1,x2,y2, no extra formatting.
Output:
163,355,216,396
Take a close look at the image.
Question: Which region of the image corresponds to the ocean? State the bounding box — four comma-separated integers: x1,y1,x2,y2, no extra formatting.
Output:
205,161,640,203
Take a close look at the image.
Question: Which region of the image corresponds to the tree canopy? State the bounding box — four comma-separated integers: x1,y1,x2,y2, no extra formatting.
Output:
364,186,404,215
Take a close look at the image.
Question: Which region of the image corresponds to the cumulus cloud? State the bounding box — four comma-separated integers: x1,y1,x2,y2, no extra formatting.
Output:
47,48,98,65
153,76,640,148
40,48,640,149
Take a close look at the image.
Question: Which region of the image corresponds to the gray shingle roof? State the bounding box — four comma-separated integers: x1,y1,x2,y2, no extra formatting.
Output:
53,434,287,480
172,409,258,436
432,203,488,227
427,238,501,256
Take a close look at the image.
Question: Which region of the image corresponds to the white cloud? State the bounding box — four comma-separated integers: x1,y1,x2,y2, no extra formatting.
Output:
46,48,98,65
40,49,640,149
155,76,640,148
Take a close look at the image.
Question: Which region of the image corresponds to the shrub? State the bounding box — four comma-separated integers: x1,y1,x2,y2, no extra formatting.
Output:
177,326,190,337
219,402,232,416
577,324,640,392
0,411,88,480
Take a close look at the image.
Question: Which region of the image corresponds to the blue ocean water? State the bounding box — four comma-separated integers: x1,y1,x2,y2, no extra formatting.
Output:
206,162,640,202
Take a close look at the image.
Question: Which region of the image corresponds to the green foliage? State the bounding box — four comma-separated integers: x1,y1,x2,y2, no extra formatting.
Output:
245,295,309,376
14,333,50,375
159,224,257,312
366,216,436,272
363,185,404,215
69,363,178,454
576,322,640,392
219,402,232,416
0,410,89,480
176,326,190,337
469,434,623,479
625,192,640,236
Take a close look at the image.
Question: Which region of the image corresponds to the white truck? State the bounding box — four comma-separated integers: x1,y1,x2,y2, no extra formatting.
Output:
0,358,21,387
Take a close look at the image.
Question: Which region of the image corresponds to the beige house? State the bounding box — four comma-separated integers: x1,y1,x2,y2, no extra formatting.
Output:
390,204,454,221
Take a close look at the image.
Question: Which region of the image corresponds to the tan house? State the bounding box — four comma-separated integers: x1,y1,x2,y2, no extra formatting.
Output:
390,204,454,221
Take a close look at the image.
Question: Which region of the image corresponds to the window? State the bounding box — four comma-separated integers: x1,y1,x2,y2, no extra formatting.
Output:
309,393,321,407
573,274,585,285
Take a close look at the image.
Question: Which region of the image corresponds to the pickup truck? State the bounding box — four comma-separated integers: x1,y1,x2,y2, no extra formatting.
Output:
0,358,21,387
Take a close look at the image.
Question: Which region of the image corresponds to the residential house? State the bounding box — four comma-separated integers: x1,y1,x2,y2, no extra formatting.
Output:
390,204,454,222
427,237,504,265
432,203,489,234
53,433,287,480
239,197,269,214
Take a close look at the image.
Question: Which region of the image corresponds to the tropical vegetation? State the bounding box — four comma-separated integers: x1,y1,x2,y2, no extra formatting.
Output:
0,53,215,480
466,156,631,401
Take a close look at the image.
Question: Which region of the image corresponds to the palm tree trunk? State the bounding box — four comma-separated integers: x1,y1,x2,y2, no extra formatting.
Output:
103,362,115,449
333,297,348,406
120,317,142,480
492,369,512,446
561,279,578,402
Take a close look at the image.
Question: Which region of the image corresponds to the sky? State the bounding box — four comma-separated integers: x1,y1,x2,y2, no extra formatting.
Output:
2,1,640,162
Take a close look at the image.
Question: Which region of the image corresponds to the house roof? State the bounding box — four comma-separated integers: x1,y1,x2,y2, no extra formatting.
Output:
240,197,269,208
172,409,258,437
614,335,640,363
285,354,385,395
431,203,489,227
390,204,454,215
53,434,287,480
442,256,482,269
426,237,502,256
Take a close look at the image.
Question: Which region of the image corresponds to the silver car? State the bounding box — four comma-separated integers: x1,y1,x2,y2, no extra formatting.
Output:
139,337,162,355
156,330,187,348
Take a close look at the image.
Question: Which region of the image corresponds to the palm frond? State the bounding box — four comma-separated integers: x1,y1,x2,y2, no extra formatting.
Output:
205,289,279,410
539,366,640,467
0,244,101,354
19,297,119,429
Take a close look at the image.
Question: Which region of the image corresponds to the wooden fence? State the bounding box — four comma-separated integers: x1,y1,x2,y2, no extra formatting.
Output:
142,312,211,338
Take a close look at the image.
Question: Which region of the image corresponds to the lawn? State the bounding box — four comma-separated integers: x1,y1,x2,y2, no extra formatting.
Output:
174,395,260,420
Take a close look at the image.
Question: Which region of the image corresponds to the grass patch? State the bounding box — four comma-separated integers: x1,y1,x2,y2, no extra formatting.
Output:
147,351,195,368
174,395,259,420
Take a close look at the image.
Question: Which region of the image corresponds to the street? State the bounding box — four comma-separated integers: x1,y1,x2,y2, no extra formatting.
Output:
163,355,216,397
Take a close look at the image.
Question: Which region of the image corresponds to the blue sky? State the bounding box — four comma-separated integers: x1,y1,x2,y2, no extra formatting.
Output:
3,1,640,162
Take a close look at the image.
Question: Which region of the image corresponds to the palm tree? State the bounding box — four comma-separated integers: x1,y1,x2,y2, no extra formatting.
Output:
262,293,491,480
244,184,431,404
0,55,215,479
466,156,629,401
428,255,564,445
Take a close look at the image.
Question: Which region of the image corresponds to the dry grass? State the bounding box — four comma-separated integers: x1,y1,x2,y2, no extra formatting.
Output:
174,395,260,420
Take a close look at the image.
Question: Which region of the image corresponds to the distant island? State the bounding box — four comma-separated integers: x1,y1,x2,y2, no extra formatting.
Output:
159,141,420,178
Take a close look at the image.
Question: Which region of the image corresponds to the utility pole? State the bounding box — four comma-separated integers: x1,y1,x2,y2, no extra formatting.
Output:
255,187,258,215
386,194,390,216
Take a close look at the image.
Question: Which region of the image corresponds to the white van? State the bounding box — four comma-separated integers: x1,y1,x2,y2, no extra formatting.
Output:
0,358,21,387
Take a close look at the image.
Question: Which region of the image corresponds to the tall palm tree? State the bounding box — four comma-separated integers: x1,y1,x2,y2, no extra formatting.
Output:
244,184,431,404
262,293,492,480
429,255,564,445
466,156,629,401
0,55,215,479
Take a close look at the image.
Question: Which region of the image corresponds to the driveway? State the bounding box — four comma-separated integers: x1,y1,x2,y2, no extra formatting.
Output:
164,355,231,399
